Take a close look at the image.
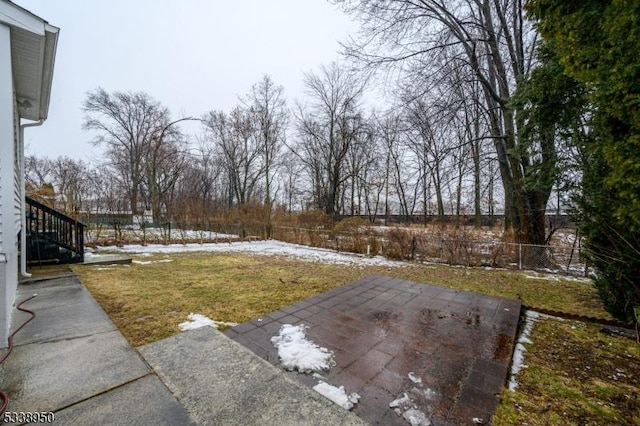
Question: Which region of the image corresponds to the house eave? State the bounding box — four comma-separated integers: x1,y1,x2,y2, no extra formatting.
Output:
1,1,59,121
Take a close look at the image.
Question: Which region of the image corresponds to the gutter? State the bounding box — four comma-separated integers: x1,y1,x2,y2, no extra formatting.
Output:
18,119,44,278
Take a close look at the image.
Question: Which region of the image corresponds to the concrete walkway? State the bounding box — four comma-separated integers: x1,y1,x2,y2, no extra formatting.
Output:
0,276,364,425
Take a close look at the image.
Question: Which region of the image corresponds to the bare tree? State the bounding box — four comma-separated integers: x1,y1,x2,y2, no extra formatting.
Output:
242,75,288,236
374,113,402,224
340,1,556,245
142,127,188,222
83,88,192,217
25,155,54,203
243,75,287,208
202,108,264,206
404,95,450,220
50,156,89,216
25,155,52,189
292,62,366,220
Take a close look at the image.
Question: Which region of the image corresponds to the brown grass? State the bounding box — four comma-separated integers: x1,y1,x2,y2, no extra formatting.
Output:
72,252,609,347
70,251,637,425
494,318,640,425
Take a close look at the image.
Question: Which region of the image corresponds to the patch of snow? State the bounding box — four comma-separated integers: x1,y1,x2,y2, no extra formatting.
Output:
83,252,115,259
270,324,334,373
178,313,238,331
389,393,412,408
96,240,406,267
132,259,174,265
403,408,431,426
473,417,486,424
390,391,431,424
524,274,561,282
408,372,422,384
523,272,591,284
312,382,360,410
422,388,438,401
508,310,563,391
562,275,593,284
122,227,239,241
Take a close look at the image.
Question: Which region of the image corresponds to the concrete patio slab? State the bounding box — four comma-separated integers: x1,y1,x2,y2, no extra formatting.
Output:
82,254,132,266
53,375,195,426
226,275,522,425
140,326,367,426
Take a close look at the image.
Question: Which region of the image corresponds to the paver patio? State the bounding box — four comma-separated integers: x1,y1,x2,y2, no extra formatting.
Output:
225,275,522,425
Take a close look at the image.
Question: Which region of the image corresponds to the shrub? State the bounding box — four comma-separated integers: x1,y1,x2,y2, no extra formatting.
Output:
384,228,415,260
333,217,369,233
295,210,333,230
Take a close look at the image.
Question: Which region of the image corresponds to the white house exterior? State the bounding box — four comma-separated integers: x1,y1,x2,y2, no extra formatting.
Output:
0,0,58,346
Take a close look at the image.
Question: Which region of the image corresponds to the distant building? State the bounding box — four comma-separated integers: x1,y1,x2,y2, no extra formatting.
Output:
0,0,59,346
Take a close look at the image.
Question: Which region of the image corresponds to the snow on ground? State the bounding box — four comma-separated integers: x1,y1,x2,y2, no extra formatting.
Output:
524,273,562,282
270,324,335,373
132,258,174,265
524,272,592,284
178,313,238,331
137,228,238,240
389,393,412,409
86,228,239,244
268,324,360,410
508,310,564,391
408,372,422,384
83,251,109,259
388,374,434,425
96,240,407,267
389,392,431,426
312,382,360,410
403,409,431,426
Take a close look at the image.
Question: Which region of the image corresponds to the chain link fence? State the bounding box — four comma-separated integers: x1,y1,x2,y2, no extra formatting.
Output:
85,219,588,277
270,225,589,277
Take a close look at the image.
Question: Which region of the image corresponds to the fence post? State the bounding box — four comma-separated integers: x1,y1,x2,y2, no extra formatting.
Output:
518,243,522,270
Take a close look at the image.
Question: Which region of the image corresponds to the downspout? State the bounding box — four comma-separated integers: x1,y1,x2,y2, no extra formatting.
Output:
18,119,44,278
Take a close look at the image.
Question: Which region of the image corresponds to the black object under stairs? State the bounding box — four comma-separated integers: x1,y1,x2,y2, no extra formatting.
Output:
25,196,85,264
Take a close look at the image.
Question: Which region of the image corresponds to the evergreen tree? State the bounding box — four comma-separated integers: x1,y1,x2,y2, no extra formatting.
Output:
526,0,640,321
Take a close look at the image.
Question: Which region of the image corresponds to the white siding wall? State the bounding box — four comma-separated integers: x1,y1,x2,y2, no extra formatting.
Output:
0,23,18,347
14,111,21,236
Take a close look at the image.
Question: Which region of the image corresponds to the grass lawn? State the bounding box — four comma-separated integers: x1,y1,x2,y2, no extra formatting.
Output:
69,251,638,424
494,318,639,425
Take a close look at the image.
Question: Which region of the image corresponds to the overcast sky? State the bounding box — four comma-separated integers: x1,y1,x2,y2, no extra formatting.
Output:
15,0,358,163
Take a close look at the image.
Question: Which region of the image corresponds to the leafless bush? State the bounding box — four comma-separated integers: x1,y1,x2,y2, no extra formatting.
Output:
383,228,415,260
333,217,381,254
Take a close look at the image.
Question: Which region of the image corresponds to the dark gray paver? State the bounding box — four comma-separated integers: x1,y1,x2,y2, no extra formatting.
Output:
226,274,522,425
53,375,196,426
139,326,367,426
